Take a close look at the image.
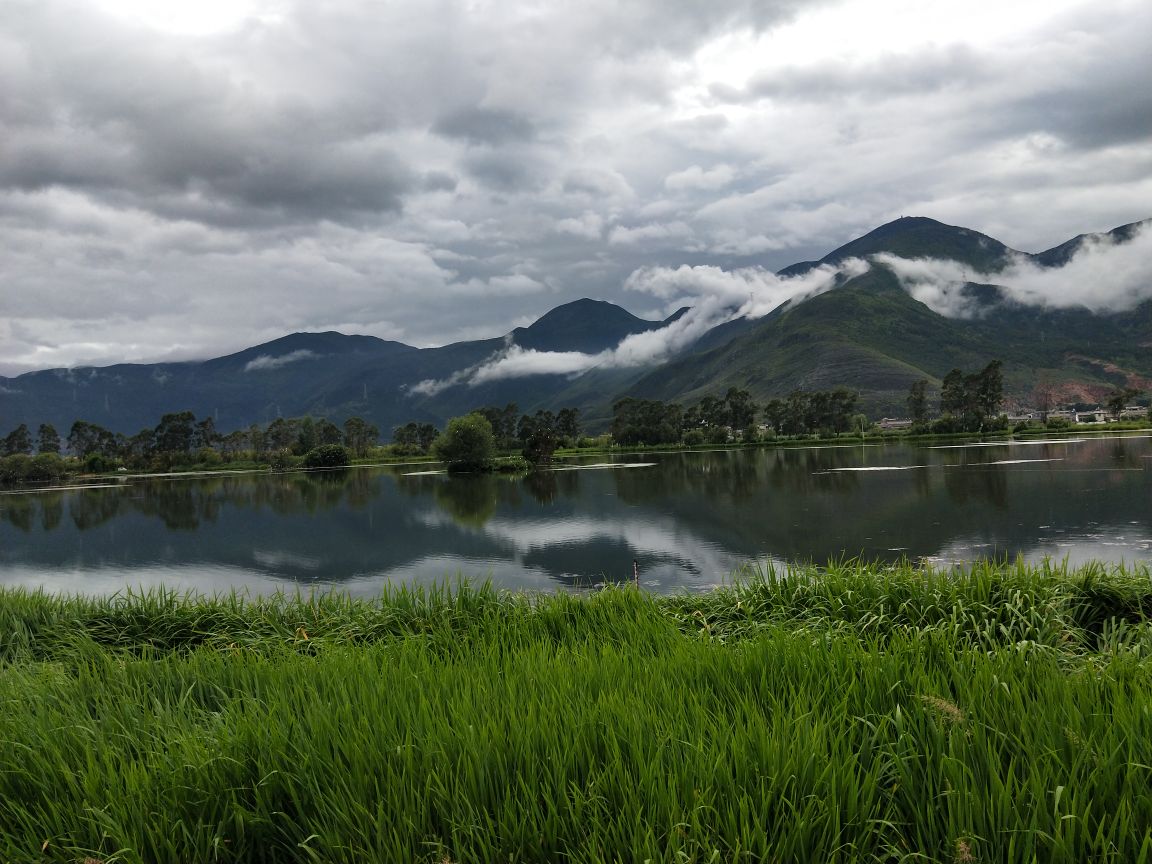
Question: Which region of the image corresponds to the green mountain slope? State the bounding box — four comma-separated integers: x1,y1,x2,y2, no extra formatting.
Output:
627,218,1152,416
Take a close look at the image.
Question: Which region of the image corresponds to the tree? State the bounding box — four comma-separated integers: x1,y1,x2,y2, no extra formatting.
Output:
725,388,758,430
1033,376,1056,424
3,424,33,456
432,413,496,473
342,417,378,458
975,360,1003,421
67,420,116,458
762,399,787,434
698,395,727,430
192,417,218,451
393,421,438,454
1106,387,1143,420
939,361,1004,432
611,398,682,445
940,369,967,416
475,403,519,449
154,411,196,455
37,423,61,455
221,430,248,460
265,417,295,453
907,380,929,424
556,408,580,444
316,419,343,447
122,429,156,467
293,417,318,455
518,410,558,466
827,388,858,433
248,423,267,457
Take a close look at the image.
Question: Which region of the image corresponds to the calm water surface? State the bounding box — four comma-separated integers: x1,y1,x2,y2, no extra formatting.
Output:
2,435,1150,595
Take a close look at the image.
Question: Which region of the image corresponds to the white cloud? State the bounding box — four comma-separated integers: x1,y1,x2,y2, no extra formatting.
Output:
553,211,604,239
607,221,696,246
878,221,1152,317
664,164,735,192
243,349,317,372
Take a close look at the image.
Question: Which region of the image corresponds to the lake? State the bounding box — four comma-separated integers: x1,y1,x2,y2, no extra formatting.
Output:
2,435,1150,595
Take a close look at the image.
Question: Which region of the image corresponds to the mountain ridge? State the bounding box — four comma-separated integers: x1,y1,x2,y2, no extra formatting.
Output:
2,216,1149,435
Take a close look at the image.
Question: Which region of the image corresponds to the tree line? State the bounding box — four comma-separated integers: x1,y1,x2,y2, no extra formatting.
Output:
611,386,863,446
1,413,383,472
907,361,1005,433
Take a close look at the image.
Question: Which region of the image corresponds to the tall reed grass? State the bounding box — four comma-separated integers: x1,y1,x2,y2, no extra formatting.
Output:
0,560,1150,863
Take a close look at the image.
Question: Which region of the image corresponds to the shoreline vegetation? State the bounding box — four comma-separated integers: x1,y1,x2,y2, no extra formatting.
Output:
3,418,1151,489
1,559,1150,862
3,363,1149,485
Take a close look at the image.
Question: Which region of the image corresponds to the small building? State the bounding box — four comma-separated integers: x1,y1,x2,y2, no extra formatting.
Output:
877,417,914,431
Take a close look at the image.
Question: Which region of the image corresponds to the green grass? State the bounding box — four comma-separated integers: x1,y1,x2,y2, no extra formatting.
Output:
1,561,1151,863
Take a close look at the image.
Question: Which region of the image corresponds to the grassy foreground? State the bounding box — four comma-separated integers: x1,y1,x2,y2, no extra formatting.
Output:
1,561,1151,863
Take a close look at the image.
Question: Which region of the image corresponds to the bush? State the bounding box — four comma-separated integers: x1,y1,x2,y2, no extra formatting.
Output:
682,430,705,447
432,414,496,473
0,453,69,485
301,444,350,469
268,450,297,473
83,453,114,474
195,446,222,466
1046,417,1072,430
494,455,531,473
706,426,729,445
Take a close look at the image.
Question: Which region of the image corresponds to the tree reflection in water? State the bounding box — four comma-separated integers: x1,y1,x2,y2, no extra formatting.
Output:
433,475,499,528
944,461,1009,509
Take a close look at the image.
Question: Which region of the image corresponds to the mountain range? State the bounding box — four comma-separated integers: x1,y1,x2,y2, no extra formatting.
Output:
2,216,1149,437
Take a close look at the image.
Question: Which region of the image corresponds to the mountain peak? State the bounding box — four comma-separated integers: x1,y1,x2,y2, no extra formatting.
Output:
819,216,1016,271
511,298,665,354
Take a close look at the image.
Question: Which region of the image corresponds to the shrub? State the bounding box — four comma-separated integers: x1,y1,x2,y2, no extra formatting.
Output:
0,453,69,485
301,444,351,469
268,450,296,473
83,453,113,474
494,455,531,473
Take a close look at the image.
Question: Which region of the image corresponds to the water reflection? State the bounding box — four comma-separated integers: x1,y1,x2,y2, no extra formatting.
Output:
943,462,1009,509
1,436,1149,595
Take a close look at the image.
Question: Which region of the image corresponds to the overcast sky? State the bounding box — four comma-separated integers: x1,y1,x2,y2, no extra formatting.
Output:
2,0,1150,376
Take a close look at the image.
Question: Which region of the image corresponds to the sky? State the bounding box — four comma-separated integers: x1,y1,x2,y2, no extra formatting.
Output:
1,0,1150,376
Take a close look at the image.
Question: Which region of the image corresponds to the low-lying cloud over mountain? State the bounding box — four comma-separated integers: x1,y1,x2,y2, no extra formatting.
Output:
411,259,868,393
244,350,318,373
410,215,1152,394
878,222,1152,318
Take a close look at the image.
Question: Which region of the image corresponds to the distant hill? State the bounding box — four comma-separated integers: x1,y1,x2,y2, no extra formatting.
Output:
0,301,669,436
2,216,1149,437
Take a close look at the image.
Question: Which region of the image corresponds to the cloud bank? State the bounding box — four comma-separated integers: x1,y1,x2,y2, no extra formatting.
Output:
877,221,1152,318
